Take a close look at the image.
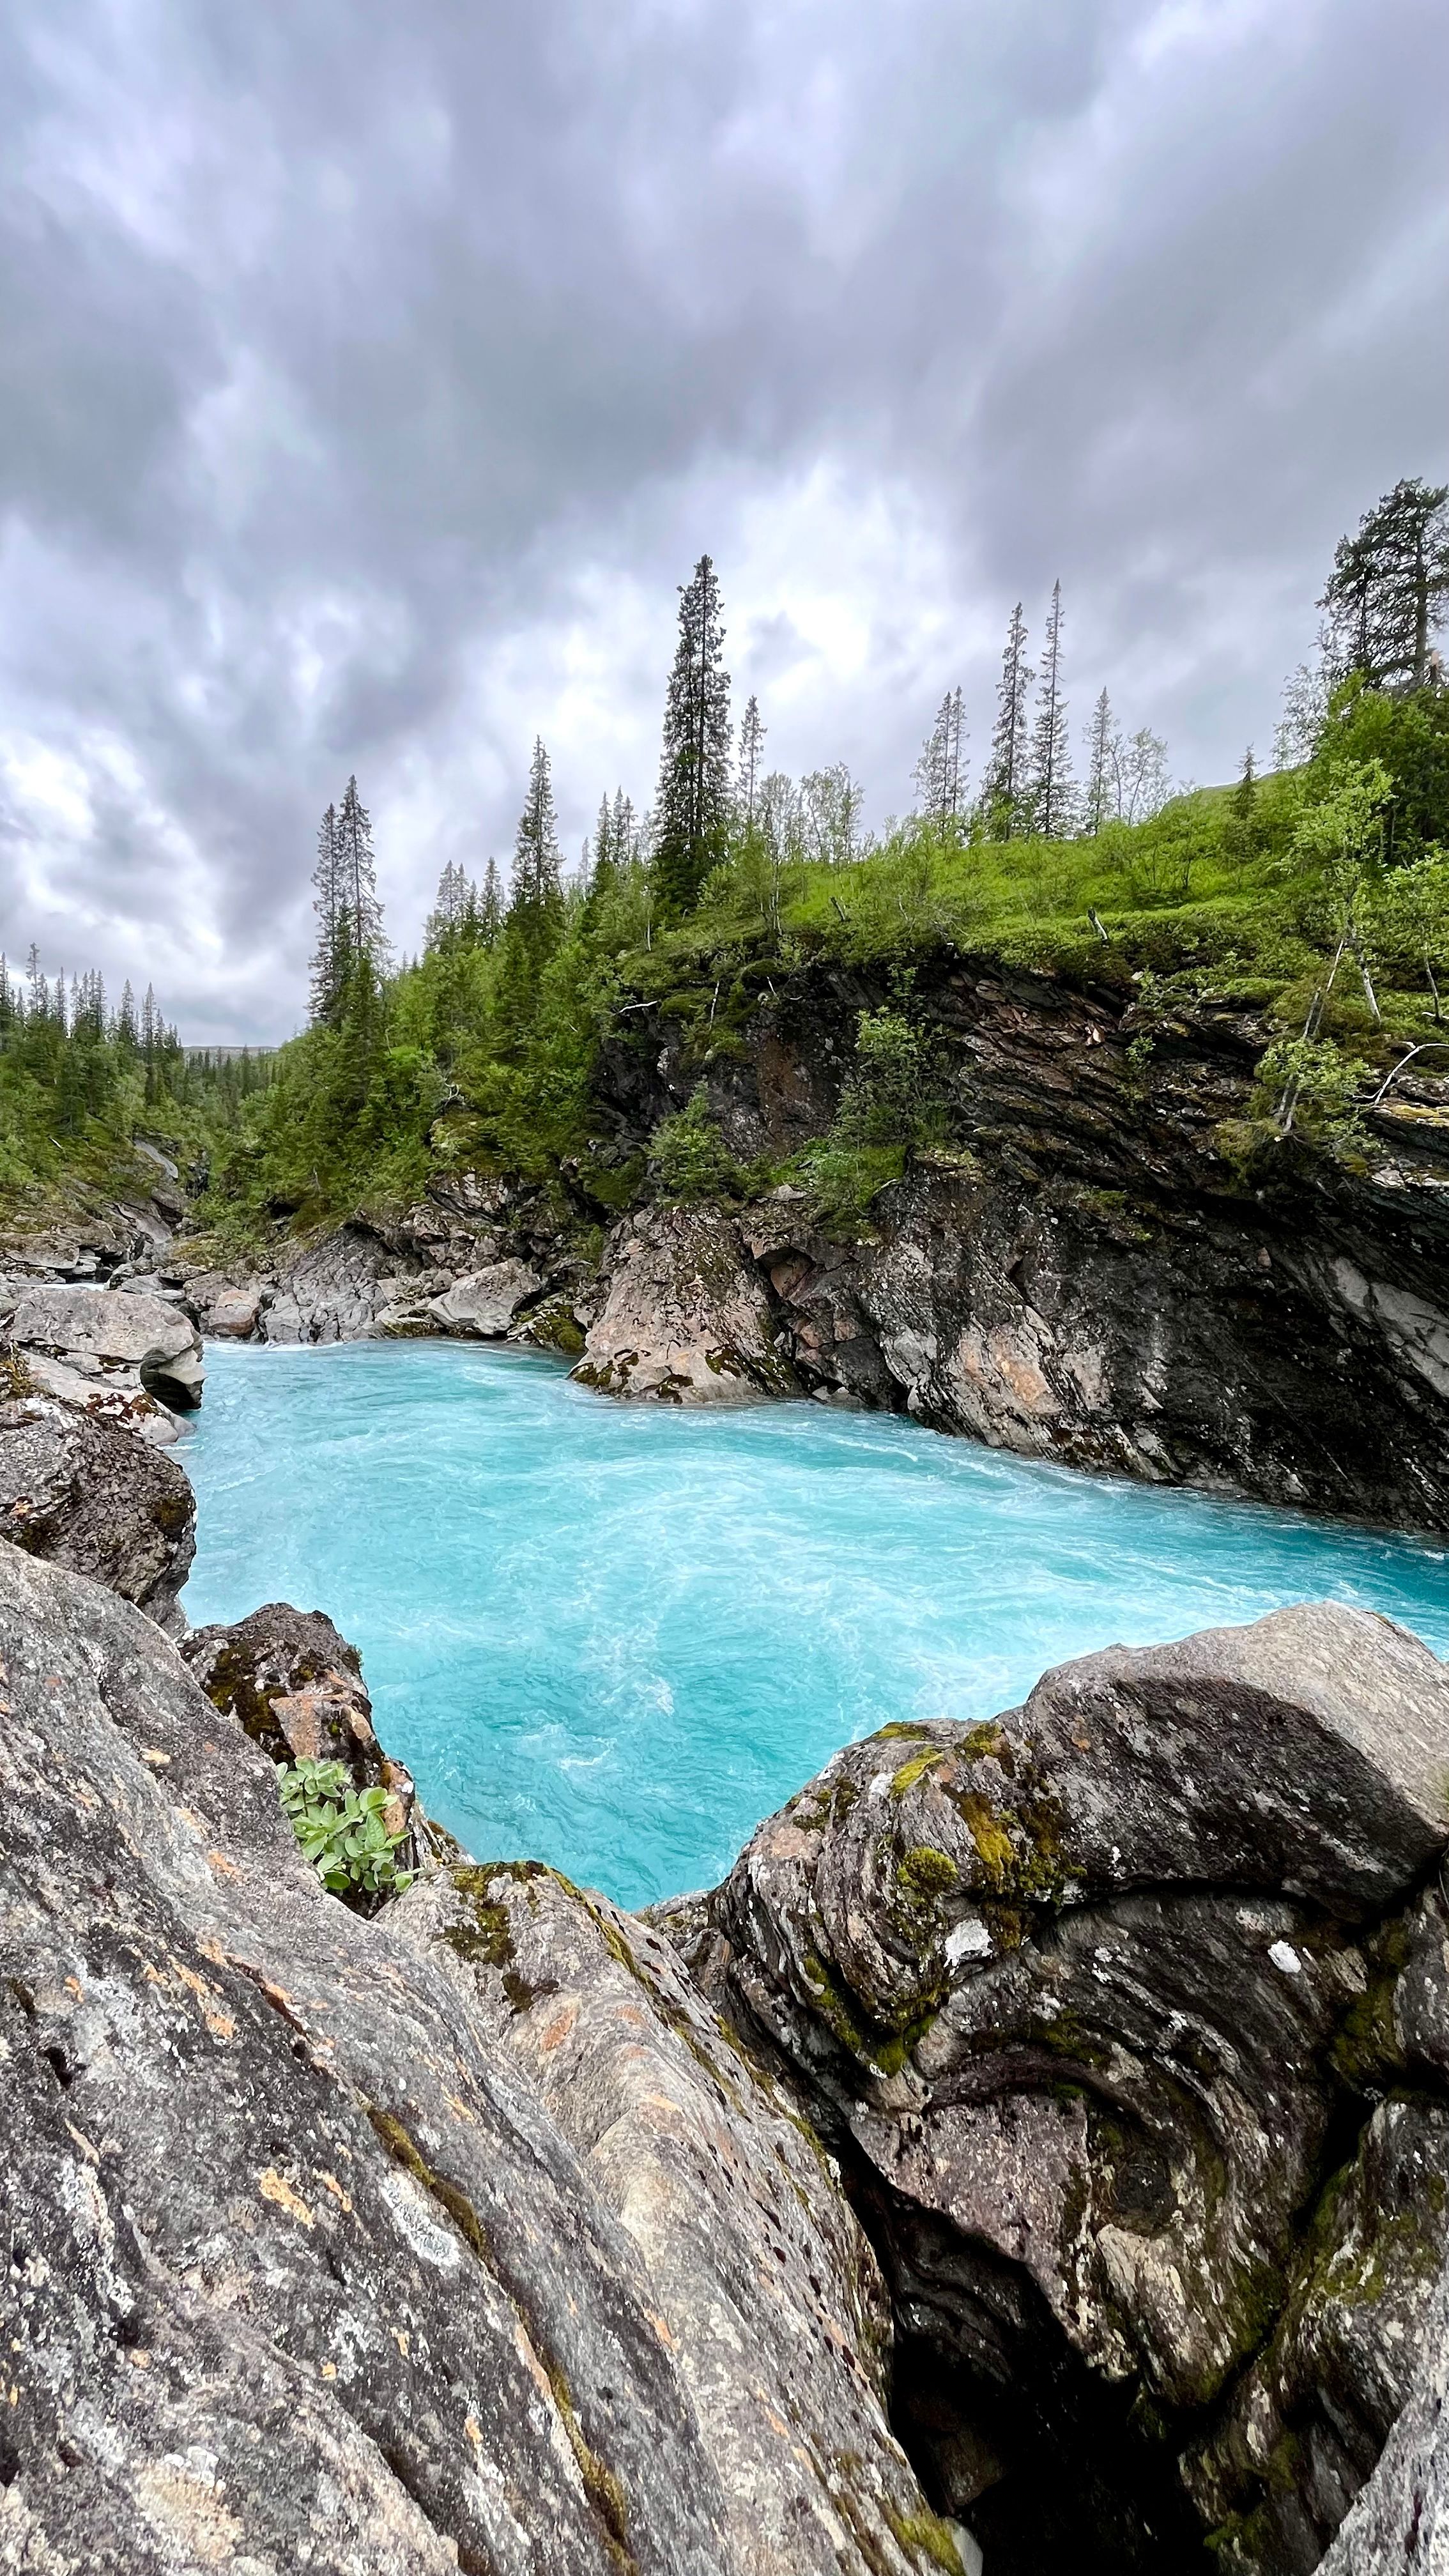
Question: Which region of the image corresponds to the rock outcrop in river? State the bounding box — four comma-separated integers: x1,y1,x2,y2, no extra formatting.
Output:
661,1601,1449,2574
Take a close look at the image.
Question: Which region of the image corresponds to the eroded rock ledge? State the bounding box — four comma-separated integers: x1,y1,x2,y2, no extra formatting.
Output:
134,959,1449,1530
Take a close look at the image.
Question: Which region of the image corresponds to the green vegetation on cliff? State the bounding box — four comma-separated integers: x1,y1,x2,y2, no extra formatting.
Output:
3,479,1447,1250
190,666,1447,1246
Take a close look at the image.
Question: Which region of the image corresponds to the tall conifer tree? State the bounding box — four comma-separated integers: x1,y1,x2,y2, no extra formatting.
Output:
914,687,967,824
479,858,504,942
1083,687,1116,834
983,605,1033,838
1026,581,1077,838
737,695,767,828
334,776,388,979
1320,478,1449,690
510,739,564,921
653,555,732,913
309,801,346,1025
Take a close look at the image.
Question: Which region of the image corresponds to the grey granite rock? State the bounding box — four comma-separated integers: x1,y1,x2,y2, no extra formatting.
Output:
0,1383,195,1632
401,1858,961,2576
0,1547,962,2575
427,1258,544,1337
1,1278,204,1409
573,1206,800,1404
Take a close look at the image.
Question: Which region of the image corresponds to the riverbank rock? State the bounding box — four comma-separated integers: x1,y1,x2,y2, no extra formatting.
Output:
674,1602,1449,2575
0,1376,194,1631
425,1258,546,1338
402,1858,963,2576
0,1544,960,2576
259,1225,406,1342
0,1278,204,1413
182,1600,385,1781
180,1600,427,1874
572,1206,801,1404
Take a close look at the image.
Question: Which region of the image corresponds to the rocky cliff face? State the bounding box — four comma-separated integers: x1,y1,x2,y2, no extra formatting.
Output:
659,1601,1449,2575
144,955,1449,1531
581,958,1449,1530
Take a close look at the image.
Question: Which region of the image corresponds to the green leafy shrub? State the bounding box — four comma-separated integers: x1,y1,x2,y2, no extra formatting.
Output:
798,1140,905,1224
1253,1036,1366,1136
278,1756,415,1901
648,1084,736,1200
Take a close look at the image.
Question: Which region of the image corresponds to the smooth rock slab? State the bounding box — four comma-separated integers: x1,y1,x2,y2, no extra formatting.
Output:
0,1549,735,2576
3,1280,204,1408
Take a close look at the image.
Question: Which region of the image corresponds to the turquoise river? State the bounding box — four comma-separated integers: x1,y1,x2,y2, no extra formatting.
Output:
181,1338,1449,1910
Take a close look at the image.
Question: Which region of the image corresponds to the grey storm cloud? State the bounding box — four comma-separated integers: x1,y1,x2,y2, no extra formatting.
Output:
0,0,1445,1036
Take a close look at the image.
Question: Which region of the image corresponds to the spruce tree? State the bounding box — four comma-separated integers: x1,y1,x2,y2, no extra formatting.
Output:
309,803,346,1025
334,776,388,982
1025,581,1077,838
914,688,967,825
1083,688,1116,833
612,789,638,867
510,738,564,923
425,860,475,953
589,793,616,891
1320,478,1449,689
737,695,767,828
478,859,503,943
983,605,1033,838
653,555,732,913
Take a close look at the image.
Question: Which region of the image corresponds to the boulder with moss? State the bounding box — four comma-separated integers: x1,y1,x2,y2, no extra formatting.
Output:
671,1603,1449,2574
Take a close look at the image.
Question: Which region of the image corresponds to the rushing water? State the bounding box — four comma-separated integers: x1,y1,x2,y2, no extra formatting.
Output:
181,1339,1449,1909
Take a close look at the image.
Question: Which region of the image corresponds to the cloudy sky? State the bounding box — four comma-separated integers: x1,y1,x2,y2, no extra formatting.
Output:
1,0,1445,1039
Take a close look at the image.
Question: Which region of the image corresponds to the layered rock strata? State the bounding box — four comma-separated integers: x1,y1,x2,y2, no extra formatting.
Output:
159,960,1449,1527
582,963,1449,1526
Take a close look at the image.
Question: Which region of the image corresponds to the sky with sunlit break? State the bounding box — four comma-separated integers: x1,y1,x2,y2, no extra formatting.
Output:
1,0,1446,1040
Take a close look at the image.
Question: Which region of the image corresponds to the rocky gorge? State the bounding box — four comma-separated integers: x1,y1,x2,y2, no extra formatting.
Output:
13,954,1446,1529
2,954,1449,2571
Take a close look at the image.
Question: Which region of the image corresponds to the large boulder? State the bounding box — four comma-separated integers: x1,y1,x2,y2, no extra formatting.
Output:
677,1604,1449,2574
0,1381,194,1632
0,1546,960,2575
181,1600,429,1882
425,1258,545,1338
1,1279,204,1411
572,1208,801,1405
